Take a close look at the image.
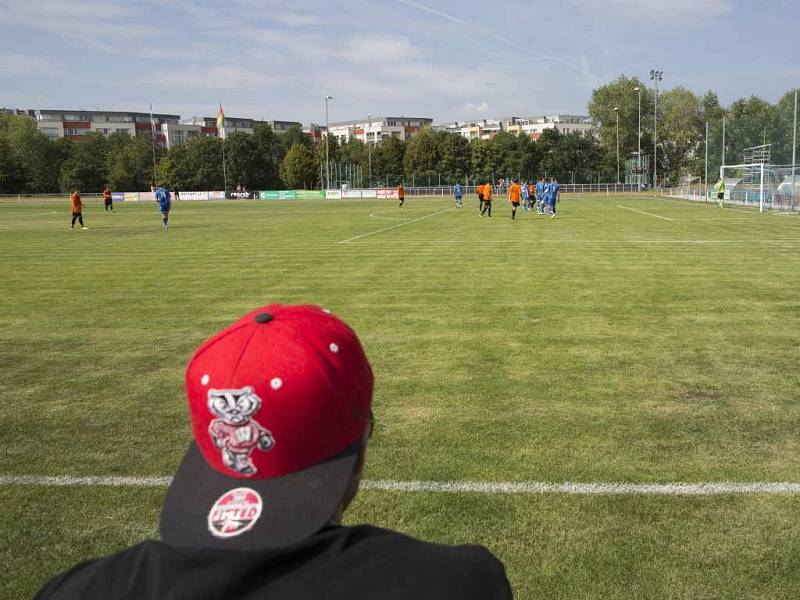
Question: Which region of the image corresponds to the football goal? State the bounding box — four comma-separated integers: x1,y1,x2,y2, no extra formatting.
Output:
719,163,799,212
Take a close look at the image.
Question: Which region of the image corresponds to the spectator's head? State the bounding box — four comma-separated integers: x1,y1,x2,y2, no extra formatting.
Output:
160,305,374,550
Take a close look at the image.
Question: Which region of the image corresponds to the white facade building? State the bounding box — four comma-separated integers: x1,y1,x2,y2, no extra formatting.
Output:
326,116,433,144
1,108,301,147
435,114,595,141
22,109,179,144
161,122,203,149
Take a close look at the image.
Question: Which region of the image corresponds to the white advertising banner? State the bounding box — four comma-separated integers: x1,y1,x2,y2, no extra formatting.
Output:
179,191,209,200
208,191,225,199
139,192,155,202
342,190,362,198
325,190,342,199
377,188,399,199
361,189,378,198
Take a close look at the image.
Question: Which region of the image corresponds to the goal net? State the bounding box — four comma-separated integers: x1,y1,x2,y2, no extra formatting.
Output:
719,163,799,212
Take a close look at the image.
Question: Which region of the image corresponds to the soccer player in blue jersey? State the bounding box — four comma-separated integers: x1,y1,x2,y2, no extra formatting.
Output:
155,185,172,230
521,180,530,211
536,177,546,214
454,182,463,208
551,178,560,217
544,178,555,217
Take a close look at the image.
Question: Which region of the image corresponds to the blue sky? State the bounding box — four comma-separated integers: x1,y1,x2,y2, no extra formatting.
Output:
0,0,797,124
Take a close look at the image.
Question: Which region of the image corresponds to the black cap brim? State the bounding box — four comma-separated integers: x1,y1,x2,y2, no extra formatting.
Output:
160,441,360,550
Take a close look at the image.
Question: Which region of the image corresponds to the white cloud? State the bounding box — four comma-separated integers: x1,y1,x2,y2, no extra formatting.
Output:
270,11,323,27
0,0,160,52
0,54,57,76
338,35,421,64
463,101,491,115
563,0,731,22
150,66,281,90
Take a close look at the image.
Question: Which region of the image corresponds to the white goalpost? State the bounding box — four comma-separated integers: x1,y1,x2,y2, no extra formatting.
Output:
720,160,799,213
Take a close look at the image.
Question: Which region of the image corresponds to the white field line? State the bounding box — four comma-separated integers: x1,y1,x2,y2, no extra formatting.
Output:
649,196,708,207
368,213,413,221
339,207,455,243
616,205,673,221
722,206,763,214
340,239,800,245
3,475,800,495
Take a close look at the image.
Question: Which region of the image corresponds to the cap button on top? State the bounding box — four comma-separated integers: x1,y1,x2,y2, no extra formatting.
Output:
254,313,274,324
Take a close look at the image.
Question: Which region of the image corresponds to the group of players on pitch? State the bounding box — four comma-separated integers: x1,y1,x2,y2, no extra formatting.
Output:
69,185,173,231
451,178,560,219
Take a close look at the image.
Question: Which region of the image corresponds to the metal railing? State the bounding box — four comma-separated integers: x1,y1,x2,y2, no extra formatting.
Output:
1,183,646,206
661,187,799,212
0,193,107,205
405,183,641,196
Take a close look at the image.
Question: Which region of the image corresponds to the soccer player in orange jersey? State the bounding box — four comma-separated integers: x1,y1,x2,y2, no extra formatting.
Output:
103,186,113,212
480,182,493,217
508,180,521,220
70,190,87,230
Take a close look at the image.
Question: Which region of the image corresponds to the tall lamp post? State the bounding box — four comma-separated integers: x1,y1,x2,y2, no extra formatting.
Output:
633,86,642,189
650,70,663,188
613,107,620,183
325,95,333,190
367,112,373,188
792,89,797,209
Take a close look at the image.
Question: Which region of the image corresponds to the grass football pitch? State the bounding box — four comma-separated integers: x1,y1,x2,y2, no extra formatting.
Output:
2,194,800,599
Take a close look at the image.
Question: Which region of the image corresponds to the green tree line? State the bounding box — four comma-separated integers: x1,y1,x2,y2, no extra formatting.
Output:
2,78,797,193
588,76,799,186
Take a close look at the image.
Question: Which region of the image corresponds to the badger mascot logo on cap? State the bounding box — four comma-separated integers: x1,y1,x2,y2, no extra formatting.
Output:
208,387,275,475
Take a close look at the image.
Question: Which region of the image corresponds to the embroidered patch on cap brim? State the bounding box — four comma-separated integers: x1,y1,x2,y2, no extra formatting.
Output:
207,487,263,539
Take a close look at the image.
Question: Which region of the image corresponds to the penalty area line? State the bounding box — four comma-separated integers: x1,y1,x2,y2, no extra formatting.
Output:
339,207,456,243
3,475,800,495
616,205,673,221
368,212,413,221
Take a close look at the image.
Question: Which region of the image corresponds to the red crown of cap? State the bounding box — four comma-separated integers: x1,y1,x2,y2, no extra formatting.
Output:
185,305,374,480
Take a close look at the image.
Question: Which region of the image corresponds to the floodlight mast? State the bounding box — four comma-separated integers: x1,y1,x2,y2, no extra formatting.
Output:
792,89,797,209
325,95,333,190
650,70,663,188
633,86,642,189
367,113,373,187
613,107,620,183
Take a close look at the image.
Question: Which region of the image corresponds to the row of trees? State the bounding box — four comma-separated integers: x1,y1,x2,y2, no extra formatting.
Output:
2,78,797,194
0,112,608,193
589,76,799,185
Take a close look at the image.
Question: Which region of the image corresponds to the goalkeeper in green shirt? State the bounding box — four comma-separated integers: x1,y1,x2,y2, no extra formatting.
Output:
715,178,725,204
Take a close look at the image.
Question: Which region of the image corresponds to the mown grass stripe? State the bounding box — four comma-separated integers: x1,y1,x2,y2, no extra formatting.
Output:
4,475,800,495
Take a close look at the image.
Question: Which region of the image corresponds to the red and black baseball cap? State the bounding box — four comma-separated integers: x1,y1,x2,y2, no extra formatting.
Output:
160,304,374,550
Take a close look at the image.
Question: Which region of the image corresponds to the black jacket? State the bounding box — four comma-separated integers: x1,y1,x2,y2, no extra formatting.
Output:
36,525,513,599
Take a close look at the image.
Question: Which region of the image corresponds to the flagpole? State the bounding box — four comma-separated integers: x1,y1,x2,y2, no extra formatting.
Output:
222,134,227,192
219,101,228,192
149,104,158,188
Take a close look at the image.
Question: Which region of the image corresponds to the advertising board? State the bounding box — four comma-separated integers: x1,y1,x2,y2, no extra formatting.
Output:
376,188,399,199
295,190,324,199
178,191,209,200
